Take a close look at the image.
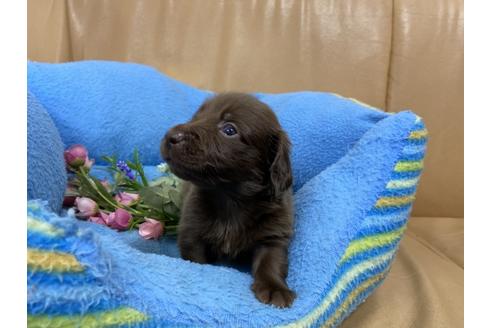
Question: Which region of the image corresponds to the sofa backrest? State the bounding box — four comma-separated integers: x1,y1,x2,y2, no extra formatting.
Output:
27,0,463,218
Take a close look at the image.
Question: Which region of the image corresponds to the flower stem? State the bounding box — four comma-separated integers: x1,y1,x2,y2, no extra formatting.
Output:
79,170,119,209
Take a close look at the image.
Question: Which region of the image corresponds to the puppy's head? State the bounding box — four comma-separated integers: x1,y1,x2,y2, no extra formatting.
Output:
161,92,292,197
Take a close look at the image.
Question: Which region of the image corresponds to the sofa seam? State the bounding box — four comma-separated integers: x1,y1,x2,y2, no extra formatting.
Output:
405,230,464,269
384,0,395,112
64,0,75,61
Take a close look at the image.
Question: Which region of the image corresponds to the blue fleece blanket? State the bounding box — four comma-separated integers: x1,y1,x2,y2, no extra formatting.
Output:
27,61,427,327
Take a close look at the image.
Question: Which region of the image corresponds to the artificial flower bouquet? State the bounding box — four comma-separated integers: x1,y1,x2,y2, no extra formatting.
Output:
63,144,182,240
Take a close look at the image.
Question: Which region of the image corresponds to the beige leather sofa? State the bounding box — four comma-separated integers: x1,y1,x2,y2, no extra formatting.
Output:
27,1,464,326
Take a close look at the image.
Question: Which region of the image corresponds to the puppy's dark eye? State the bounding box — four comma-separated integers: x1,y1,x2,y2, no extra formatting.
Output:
221,123,237,136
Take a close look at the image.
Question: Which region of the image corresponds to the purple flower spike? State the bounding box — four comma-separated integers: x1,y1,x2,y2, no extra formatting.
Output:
117,160,135,180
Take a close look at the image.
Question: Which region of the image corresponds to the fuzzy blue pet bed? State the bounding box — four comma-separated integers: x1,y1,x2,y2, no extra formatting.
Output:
27,61,427,327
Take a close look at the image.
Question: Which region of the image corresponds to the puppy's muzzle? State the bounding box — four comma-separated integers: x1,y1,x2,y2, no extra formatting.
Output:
169,131,185,145
161,126,188,163
164,125,188,149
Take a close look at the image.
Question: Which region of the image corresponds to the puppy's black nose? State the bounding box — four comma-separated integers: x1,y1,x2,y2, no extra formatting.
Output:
169,132,185,145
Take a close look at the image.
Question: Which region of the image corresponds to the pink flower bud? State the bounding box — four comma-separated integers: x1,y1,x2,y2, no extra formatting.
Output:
84,158,95,170
99,211,110,224
138,218,164,240
74,197,99,218
114,192,140,206
99,179,112,192
63,185,79,207
63,196,77,207
89,215,107,225
105,208,132,231
64,145,89,169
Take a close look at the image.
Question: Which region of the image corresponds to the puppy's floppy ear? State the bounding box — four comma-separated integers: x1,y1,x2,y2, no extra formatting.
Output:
269,130,293,196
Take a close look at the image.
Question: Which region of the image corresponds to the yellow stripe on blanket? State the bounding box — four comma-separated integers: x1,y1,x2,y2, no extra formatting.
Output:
322,271,387,327
386,177,420,189
340,227,406,262
280,250,395,328
409,129,428,139
375,194,415,208
394,160,424,172
27,202,41,211
27,249,84,273
27,216,64,237
27,307,147,328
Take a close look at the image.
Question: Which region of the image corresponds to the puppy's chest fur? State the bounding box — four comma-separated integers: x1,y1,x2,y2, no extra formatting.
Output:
180,184,281,258
204,202,256,257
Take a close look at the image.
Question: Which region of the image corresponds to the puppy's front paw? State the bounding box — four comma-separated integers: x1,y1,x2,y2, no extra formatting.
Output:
252,282,296,308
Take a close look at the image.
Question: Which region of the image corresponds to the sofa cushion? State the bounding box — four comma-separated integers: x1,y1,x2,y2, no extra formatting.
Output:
342,219,464,327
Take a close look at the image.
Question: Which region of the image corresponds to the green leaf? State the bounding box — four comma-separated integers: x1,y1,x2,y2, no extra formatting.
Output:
93,178,114,200
138,185,181,221
138,170,149,187
139,186,168,210
101,155,116,164
76,173,107,206
74,170,119,211
126,161,139,170
134,152,149,187
168,189,182,208
163,203,180,217
133,149,140,164
156,184,172,197
135,206,166,221
148,176,169,187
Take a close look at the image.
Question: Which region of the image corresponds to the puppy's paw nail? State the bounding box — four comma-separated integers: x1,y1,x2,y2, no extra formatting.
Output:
252,283,296,308
271,288,296,308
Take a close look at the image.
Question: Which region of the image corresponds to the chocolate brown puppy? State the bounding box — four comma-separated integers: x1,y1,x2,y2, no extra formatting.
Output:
161,92,295,308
